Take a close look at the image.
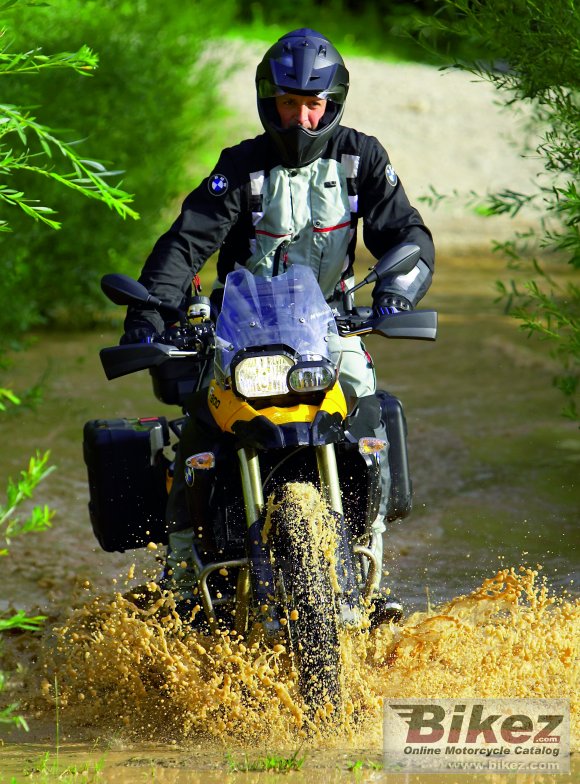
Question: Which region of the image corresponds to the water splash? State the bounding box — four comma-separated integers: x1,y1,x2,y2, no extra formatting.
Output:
28,481,579,747
31,563,576,751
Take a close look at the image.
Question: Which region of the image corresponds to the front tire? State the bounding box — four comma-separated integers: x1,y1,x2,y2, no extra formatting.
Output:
270,483,342,716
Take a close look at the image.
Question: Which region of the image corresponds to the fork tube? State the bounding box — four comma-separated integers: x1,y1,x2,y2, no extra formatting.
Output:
315,444,343,516
238,445,280,634
237,446,264,526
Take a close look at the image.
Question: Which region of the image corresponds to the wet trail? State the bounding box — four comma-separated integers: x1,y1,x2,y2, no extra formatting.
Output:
35,566,580,743
2,566,578,781
0,253,578,780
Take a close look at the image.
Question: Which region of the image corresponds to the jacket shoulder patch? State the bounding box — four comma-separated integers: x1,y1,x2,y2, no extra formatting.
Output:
385,164,398,187
208,173,229,196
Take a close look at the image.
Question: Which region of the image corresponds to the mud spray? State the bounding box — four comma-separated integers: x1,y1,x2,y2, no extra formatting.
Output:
22,483,580,752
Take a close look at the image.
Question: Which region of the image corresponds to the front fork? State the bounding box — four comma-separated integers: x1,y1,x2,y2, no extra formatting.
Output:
236,444,379,627
315,443,343,516
238,443,342,520
314,444,380,601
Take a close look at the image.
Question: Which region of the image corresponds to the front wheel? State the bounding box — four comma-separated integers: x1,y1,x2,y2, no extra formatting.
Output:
269,482,342,717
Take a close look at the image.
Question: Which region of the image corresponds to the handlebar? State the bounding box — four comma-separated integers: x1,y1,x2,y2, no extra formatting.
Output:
154,309,436,347
100,321,215,381
157,320,215,352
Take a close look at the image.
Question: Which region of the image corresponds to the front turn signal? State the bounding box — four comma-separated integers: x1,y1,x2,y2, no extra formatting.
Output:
186,452,216,470
358,437,388,455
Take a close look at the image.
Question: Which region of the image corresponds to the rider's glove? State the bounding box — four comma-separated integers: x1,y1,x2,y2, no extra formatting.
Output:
119,326,159,345
373,294,413,319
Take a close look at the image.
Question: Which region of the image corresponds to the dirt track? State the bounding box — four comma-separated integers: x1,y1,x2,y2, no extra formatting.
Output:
0,49,563,621
2,45,579,770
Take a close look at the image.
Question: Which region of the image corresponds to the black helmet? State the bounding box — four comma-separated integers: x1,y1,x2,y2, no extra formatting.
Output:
256,28,349,168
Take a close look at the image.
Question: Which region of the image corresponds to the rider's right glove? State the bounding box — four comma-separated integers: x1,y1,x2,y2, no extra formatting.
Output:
373,294,413,319
119,326,160,345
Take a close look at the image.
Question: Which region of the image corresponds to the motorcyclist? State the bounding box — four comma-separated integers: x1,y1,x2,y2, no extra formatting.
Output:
121,29,435,622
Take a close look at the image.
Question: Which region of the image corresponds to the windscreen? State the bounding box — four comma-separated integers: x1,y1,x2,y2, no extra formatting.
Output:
214,266,341,387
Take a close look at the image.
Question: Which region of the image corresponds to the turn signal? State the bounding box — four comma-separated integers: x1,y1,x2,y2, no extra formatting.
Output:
186,452,216,470
358,438,388,455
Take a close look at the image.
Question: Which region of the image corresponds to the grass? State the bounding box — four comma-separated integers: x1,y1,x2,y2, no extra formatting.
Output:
23,752,106,780
347,759,383,771
1,676,106,784
3,751,387,781
226,748,305,772
1,754,105,784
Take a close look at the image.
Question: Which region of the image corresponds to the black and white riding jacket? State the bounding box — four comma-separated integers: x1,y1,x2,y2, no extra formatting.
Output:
127,125,435,333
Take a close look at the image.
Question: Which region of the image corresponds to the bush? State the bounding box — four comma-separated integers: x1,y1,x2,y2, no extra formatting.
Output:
0,2,133,729
0,0,236,330
0,390,54,730
231,0,475,62
419,0,580,418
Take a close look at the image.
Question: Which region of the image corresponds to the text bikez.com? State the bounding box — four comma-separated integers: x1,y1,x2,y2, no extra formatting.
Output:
383,699,569,772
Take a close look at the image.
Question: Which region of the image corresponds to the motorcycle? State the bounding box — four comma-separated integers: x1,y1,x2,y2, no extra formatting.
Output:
83,243,437,713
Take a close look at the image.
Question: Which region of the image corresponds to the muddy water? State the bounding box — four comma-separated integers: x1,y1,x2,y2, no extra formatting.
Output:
2,568,579,781
0,252,578,780
1,567,579,781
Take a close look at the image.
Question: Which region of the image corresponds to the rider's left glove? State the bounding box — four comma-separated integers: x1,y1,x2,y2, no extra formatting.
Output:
119,326,160,345
373,294,413,319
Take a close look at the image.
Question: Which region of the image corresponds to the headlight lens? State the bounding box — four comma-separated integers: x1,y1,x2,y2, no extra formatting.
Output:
234,354,294,398
288,361,336,393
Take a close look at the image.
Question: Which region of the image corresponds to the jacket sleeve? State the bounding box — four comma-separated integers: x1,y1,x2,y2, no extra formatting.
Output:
124,148,244,334
357,135,435,307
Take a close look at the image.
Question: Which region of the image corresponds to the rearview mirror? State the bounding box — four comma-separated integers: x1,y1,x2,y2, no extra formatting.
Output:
344,243,421,297
101,273,187,324
101,273,155,307
374,244,421,280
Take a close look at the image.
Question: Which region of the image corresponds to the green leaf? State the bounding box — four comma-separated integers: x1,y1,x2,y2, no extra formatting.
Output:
0,610,46,632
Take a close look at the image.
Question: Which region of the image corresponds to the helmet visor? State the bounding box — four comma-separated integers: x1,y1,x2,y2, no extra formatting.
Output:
257,78,348,105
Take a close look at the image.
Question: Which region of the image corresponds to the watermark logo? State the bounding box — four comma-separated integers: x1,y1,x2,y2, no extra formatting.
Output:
383,698,570,774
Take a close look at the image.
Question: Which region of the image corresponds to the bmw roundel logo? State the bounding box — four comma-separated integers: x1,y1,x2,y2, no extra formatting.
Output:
385,164,398,187
185,464,194,487
208,173,229,196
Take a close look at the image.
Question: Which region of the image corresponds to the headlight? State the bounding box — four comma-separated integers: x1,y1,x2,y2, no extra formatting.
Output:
288,361,337,393
234,354,294,398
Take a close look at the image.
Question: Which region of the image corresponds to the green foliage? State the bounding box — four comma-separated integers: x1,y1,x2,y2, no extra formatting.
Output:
232,0,468,63
0,431,53,728
24,751,105,779
0,0,235,333
0,387,20,409
0,449,55,547
347,759,383,771
1,0,139,735
0,668,29,730
0,434,53,729
0,389,55,549
420,0,580,418
0,1,143,345
0,104,138,230
0,610,45,632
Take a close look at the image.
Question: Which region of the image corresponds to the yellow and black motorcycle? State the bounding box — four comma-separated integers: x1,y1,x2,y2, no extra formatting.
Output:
84,244,437,710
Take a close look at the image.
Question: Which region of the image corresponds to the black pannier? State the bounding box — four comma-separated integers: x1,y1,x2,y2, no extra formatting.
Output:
83,417,170,552
376,390,413,522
